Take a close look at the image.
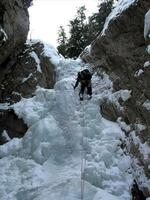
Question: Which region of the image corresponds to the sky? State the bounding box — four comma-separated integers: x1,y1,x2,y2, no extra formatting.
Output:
28,0,99,47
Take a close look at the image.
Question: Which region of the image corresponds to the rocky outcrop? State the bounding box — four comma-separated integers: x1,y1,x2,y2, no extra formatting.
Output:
0,0,29,66
81,0,150,197
0,0,30,142
0,0,56,143
0,41,56,103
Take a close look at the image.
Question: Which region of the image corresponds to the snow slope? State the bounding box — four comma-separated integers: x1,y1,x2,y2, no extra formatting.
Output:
0,43,133,200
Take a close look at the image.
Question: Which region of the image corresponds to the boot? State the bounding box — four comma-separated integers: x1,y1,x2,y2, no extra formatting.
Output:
87,95,92,100
79,94,83,101
80,96,83,101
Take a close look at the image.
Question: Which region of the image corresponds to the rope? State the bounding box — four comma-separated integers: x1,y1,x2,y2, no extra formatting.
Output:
80,100,87,200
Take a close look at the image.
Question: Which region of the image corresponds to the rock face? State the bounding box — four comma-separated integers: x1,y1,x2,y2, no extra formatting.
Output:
0,109,28,144
0,41,56,103
81,0,150,197
0,0,56,142
0,0,29,66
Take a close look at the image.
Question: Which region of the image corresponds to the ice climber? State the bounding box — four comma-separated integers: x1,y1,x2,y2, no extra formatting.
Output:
74,69,92,101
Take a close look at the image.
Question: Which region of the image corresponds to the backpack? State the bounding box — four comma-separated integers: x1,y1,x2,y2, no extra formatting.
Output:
80,69,92,80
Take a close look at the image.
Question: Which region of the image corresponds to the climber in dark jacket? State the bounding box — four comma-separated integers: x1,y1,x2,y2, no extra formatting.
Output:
74,69,92,101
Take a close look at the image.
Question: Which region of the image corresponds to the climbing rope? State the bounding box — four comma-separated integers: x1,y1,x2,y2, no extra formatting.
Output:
80,100,87,200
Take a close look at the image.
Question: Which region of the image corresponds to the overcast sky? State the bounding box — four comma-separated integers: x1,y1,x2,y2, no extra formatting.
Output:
28,0,99,47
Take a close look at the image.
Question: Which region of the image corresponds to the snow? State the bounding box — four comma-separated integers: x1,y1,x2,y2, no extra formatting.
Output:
0,103,10,110
147,45,150,54
0,138,22,158
143,100,150,110
144,9,150,40
117,117,131,133
144,61,150,68
1,130,11,142
135,123,146,132
0,40,141,199
102,0,136,35
22,73,33,83
0,28,8,42
131,131,150,160
131,158,150,193
120,89,131,101
102,89,131,113
12,91,21,96
29,51,42,73
41,42,63,66
82,45,91,55
134,69,144,77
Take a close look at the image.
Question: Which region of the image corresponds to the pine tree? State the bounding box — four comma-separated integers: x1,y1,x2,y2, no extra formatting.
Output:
57,26,67,57
56,1,114,58
97,0,114,30
88,0,114,42
66,6,87,58
23,0,33,7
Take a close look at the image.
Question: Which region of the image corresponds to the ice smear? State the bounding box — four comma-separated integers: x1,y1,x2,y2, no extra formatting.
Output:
29,51,42,73
0,41,133,199
0,28,8,42
144,9,150,40
102,0,136,35
22,73,33,83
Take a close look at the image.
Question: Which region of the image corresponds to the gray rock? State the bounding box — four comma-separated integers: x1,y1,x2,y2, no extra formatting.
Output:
0,41,56,103
81,0,150,196
0,109,28,143
0,0,29,66
100,98,122,122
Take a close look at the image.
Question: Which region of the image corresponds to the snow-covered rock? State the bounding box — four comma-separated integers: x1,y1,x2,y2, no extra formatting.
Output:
102,0,136,35
144,9,150,40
